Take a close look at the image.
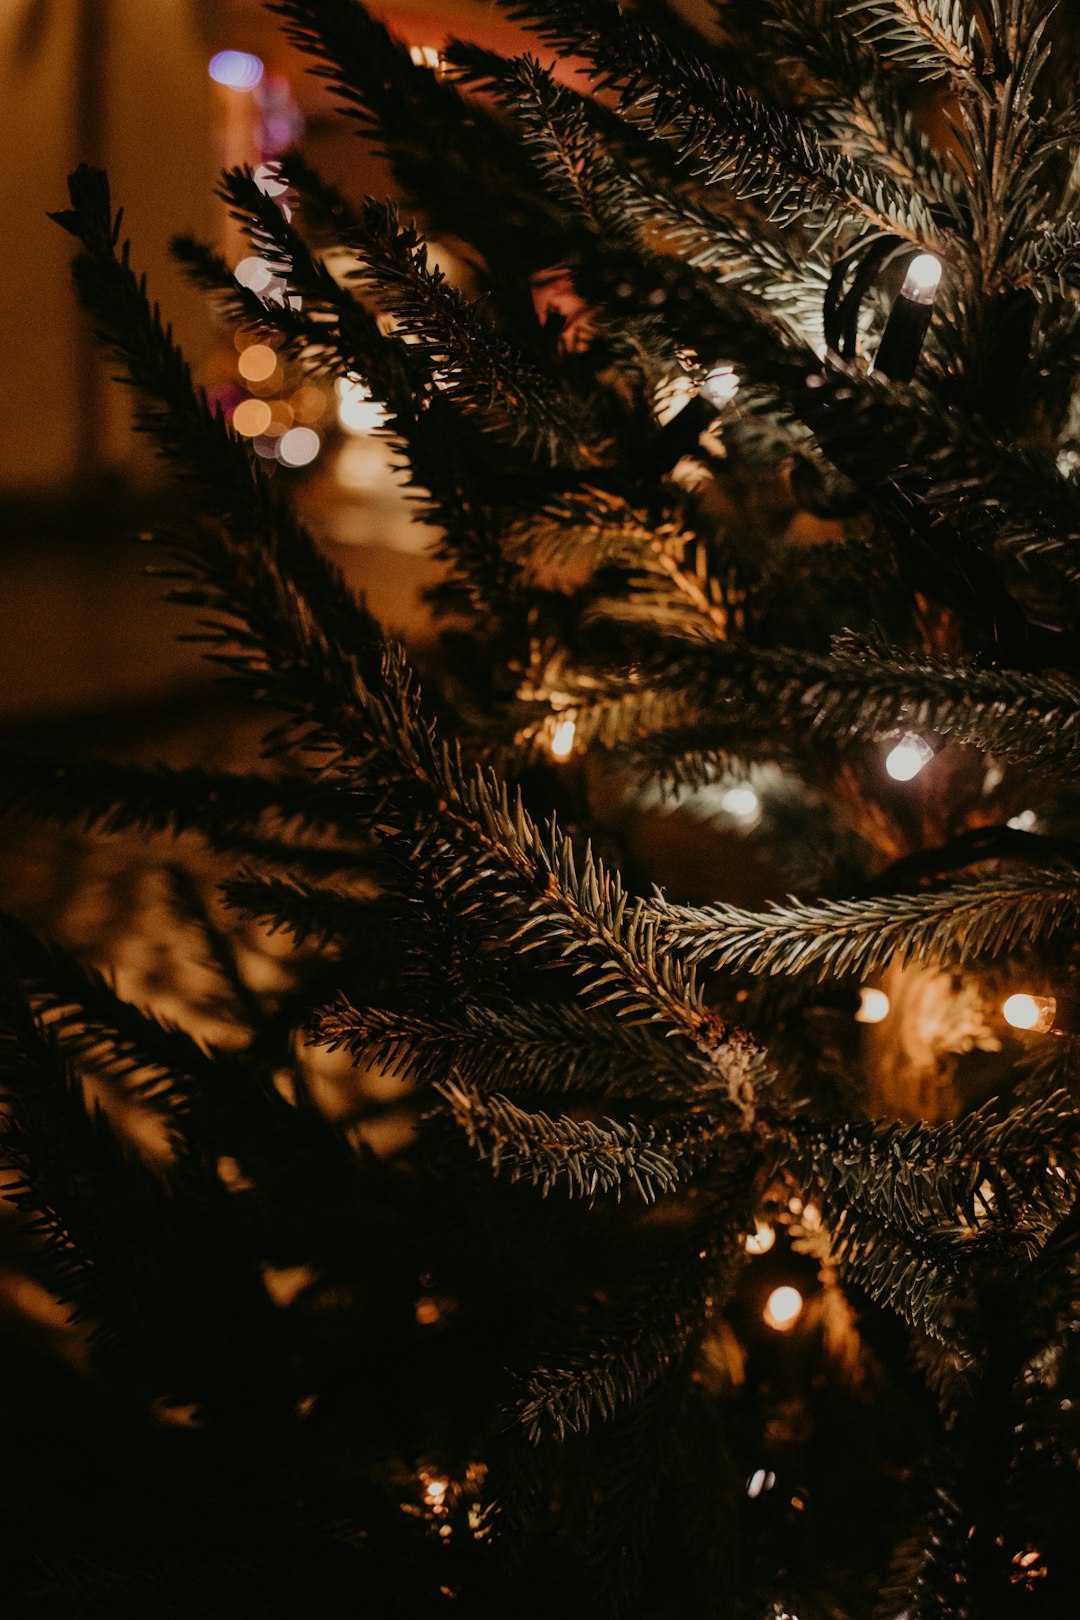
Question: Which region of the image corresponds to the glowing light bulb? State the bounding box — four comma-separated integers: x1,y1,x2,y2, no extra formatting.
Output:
1007,809,1038,832
208,50,264,90
409,44,442,68
856,987,890,1025
423,1476,449,1508
885,733,933,782
1002,993,1057,1033
721,785,759,819
746,1468,776,1499
764,1285,803,1331
745,1221,775,1255
550,719,576,759
901,253,943,304
700,365,740,409
276,426,321,467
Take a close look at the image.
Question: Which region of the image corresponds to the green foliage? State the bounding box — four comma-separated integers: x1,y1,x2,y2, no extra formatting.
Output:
12,0,1080,1613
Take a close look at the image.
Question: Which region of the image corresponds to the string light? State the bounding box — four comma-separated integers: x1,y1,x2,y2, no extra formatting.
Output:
276,426,321,467
700,365,740,410
721,785,759,820
885,733,934,782
409,44,442,68
1002,993,1057,1033
764,1285,803,1331
550,718,576,759
336,377,388,435
234,256,276,294
1007,809,1038,831
873,252,943,382
208,50,264,90
856,987,890,1024
232,398,273,438
237,343,278,383
423,1475,449,1509
745,1221,776,1255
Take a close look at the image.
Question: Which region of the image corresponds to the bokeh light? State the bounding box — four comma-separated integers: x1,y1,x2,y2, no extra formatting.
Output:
277,427,321,467
208,51,264,90
336,378,389,435
237,344,278,383
856,987,890,1024
234,257,275,293
721,785,759,820
764,1285,803,1332
232,399,273,438
550,719,577,760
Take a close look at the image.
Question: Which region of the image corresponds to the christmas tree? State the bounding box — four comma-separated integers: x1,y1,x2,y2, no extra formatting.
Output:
6,0,1080,1613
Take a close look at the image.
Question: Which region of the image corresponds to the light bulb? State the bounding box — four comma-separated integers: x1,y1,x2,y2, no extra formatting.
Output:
855,987,890,1024
700,365,740,410
1002,993,1057,1033
885,733,933,782
764,1285,803,1331
745,1221,775,1255
721,785,759,819
423,1475,449,1508
900,253,943,305
1007,809,1038,831
746,1468,776,1499
409,44,442,68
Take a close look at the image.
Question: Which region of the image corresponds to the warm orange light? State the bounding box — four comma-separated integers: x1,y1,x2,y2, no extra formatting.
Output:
745,1221,775,1255
232,398,273,437
1002,993,1057,1033
764,1285,803,1331
550,719,576,759
237,343,278,382
856,987,890,1024
290,385,326,423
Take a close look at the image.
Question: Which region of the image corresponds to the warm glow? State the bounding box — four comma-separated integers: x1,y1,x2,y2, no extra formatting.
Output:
423,1476,449,1508
208,50,264,90
234,256,275,293
277,426,321,467
764,1285,803,1331
885,733,933,782
409,44,442,68
745,1221,775,1255
700,365,740,409
1002,993,1057,1033
550,719,577,759
856,987,890,1025
901,253,943,304
291,385,327,424
232,398,273,438
721,785,759,819
237,344,278,383
1007,809,1038,831
336,378,389,435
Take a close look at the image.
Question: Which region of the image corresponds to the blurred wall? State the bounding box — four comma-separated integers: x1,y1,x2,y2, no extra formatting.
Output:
5,0,215,491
